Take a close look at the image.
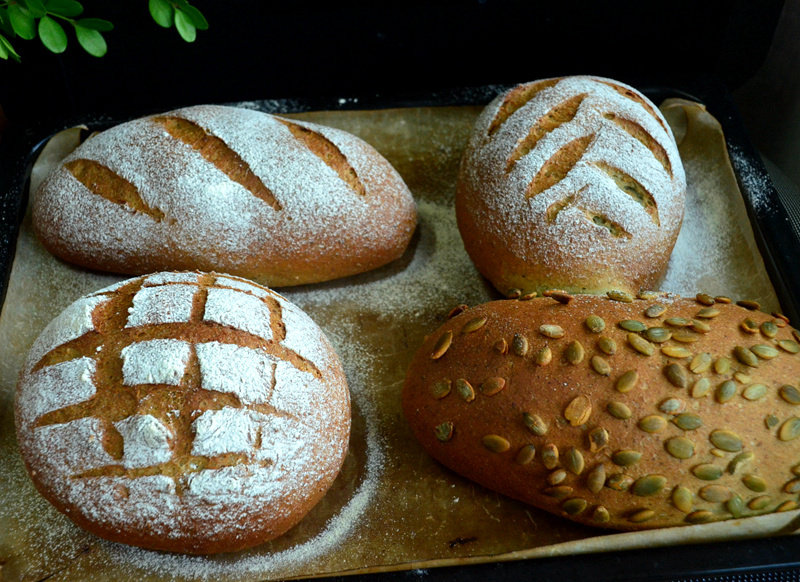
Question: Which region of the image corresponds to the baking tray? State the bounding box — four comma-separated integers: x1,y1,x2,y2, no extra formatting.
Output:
2,79,800,581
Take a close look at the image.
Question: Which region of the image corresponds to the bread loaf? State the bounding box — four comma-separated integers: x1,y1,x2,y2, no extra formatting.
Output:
402,292,800,529
15,271,351,554
455,76,686,297
33,105,417,286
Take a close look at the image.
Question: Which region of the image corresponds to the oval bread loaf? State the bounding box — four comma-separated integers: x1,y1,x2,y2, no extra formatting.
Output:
33,104,417,286
15,271,351,554
402,293,800,530
455,76,686,297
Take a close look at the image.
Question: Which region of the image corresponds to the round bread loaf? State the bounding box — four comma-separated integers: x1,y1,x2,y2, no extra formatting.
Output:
403,292,800,530
33,104,417,286
15,271,351,554
455,76,686,297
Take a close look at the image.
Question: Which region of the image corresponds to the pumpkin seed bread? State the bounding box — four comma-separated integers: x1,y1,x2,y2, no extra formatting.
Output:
402,292,800,529
15,271,351,554
455,76,686,297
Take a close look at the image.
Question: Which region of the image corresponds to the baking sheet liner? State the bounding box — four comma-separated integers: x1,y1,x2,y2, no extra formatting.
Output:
0,99,796,581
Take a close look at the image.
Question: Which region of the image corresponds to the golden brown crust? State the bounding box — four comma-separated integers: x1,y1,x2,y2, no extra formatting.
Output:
455,76,686,297
32,105,417,287
402,293,800,530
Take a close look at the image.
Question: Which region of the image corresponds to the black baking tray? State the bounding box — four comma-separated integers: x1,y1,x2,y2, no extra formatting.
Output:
1,78,800,582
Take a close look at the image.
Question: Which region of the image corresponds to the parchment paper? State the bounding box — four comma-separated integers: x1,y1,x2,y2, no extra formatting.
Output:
0,100,796,582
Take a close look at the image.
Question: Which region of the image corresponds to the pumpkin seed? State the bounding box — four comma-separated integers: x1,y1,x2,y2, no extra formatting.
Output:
689,353,712,374
727,494,745,518
665,317,692,327
520,291,537,301
663,346,693,359
435,422,454,442
565,340,585,364
481,434,510,453
639,291,664,300
734,346,759,368
779,385,800,404
628,333,655,356
691,377,711,398
547,469,567,485
507,288,522,299
591,355,611,376
598,336,617,355
632,474,667,496
543,485,573,498
515,444,536,465
455,378,476,402
673,413,703,431
709,429,743,452
778,417,800,441
700,485,732,502
777,501,799,512
562,498,588,515
480,376,506,396
742,474,767,492
715,380,737,403
727,451,754,474
586,464,606,493
748,496,772,510
544,290,574,304
673,329,700,343
615,370,639,393
793,464,800,476
638,415,667,433
644,327,672,343
690,319,711,334
783,478,800,494
512,333,529,356
693,463,723,481
734,371,752,384
740,318,760,334
535,345,553,366
696,293,716,305
664,363,689,388
760,321,779,338
592,506,611,523
585,314,606,333
612,449,642,466
542,443,559,469
462,316,488,333
628,509,655,523
685,510,714,524
672,486,694,513
607,290,634,303
645,304,667,318
715,296,732,304
431,379,452,399
696,307,721,318
751,344,779,359
539,324,564,339
447,304,468,318
778,339,800,354
607,401,632,420
714,357,732,375
665,437,695,459
523,412,548,436
765,414,780,429
606,473,634,491
742,383,768,401
620,319,647,332
494,338,508,354
737,299,760,310
588,427,609,452
564,447,585,475
564,395,592,426
659,397,685,415
431,330,453,359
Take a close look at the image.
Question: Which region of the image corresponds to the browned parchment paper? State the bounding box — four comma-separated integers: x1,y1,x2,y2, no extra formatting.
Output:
0,100,796,582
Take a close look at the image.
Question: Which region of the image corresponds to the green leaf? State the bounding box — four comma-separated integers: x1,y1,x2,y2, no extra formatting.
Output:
75,23,105,56
44,0,84,18
174,9,195,42
148,0,173,28
0,32,21,61
76,17,113,32
8,4,36,40
22,0,47,18
180,3,207,30
38,15,67,52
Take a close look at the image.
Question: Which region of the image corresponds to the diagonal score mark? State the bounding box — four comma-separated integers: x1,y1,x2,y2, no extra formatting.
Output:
594,161,660,226
65,159,166,222
276,118,367,196
487,78,560,136
604,113,673,177
153,116,282,211
599,80,670,135
506,93,587,171
525,134,594,199
545,188,632,239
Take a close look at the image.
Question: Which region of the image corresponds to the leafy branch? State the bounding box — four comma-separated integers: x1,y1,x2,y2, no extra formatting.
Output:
0,0,208,62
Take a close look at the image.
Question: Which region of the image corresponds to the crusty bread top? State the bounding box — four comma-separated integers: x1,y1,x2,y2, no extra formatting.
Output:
15,272,350,552
456,76,686,295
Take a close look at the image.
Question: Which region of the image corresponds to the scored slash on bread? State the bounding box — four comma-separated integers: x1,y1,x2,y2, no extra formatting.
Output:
402,291,800,530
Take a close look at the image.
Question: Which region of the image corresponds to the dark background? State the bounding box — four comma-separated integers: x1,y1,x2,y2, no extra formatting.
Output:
0,0,787,129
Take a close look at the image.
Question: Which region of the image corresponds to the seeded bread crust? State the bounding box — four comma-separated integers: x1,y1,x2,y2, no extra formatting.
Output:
15,271,351,554
33,105,417,287
402,293,800,530
455,76,686,297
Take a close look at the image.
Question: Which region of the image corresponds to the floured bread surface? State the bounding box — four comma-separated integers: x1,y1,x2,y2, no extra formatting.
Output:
32,104,417,286
456,76,686,297
14,271,351,554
